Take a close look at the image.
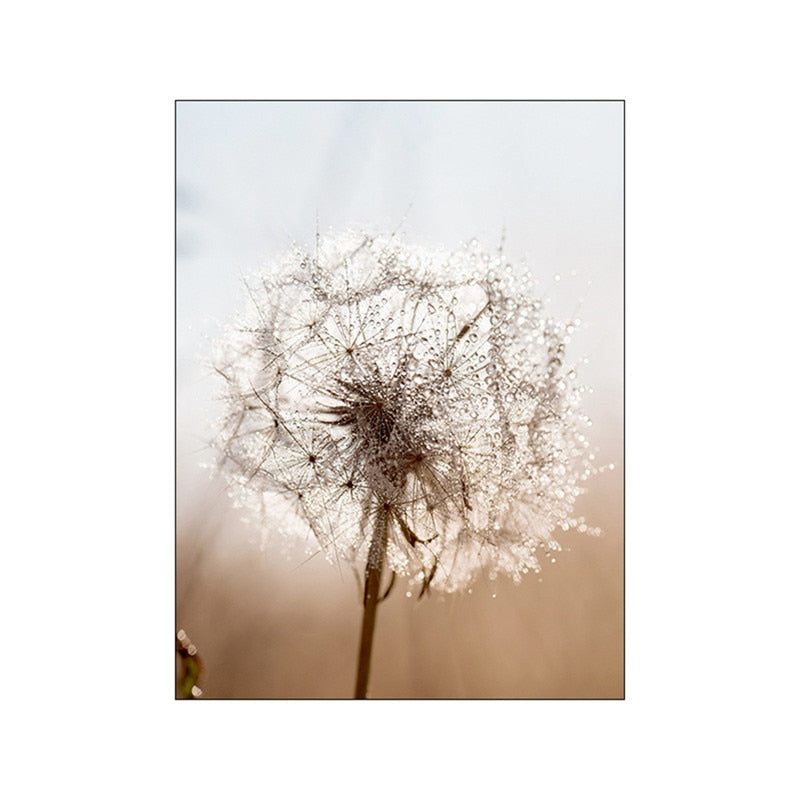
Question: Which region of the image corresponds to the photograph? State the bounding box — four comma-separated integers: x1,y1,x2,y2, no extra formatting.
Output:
176,100,624,699
7,3,797,795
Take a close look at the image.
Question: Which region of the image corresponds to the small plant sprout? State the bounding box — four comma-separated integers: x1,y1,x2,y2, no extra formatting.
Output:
213,230,599,698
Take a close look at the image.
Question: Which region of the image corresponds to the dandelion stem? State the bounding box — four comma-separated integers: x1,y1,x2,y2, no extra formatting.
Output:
354,507,389,699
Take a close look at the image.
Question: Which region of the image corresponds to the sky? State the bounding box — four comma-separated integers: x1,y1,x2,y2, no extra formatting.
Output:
176,101,623,515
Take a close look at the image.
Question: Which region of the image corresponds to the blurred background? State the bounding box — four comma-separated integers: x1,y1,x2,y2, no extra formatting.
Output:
176,100,623,698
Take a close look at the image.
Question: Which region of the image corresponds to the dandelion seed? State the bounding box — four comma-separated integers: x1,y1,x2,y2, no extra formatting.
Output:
212,230,600,696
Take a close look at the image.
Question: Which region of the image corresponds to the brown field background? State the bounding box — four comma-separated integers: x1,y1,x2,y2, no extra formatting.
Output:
176,445,622,699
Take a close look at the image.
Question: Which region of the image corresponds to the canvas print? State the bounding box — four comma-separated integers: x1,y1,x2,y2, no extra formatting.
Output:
176,100,623,699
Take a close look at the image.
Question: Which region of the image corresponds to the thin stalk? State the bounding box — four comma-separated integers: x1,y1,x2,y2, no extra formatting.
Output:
354,507,389,699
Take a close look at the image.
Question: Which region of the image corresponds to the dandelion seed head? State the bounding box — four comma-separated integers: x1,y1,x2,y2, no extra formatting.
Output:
213,231,599,592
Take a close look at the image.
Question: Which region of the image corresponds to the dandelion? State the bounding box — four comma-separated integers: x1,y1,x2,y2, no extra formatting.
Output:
212,230,598,697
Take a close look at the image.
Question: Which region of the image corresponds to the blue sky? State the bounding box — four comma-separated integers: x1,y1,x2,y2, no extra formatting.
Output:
177,101,623,502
